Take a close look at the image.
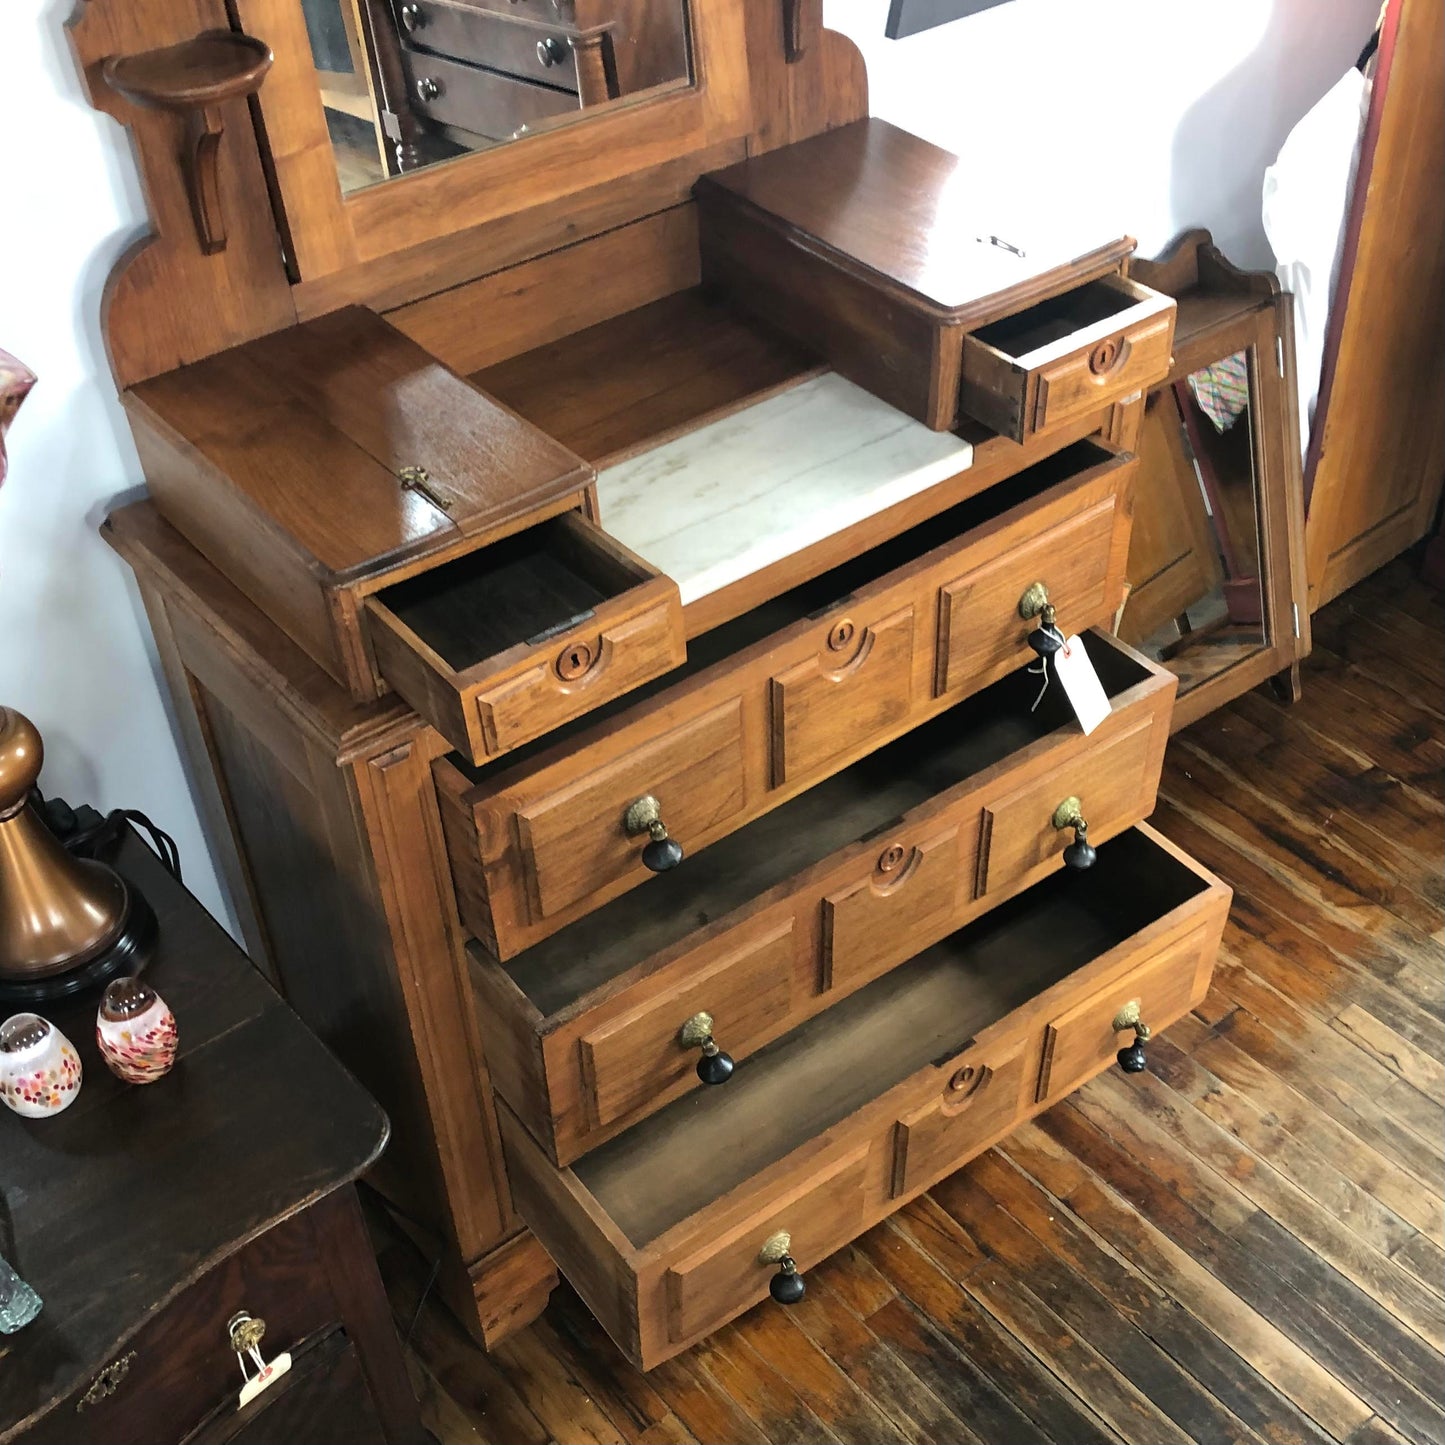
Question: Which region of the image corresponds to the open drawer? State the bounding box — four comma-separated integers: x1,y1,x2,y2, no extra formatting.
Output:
366,512,684,765
961,275,1177,443
436,438,1136,959
500,824,1230,1369
472,630,1176,1167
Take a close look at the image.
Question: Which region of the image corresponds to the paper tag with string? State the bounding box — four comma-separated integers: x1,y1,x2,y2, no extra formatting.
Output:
1054,635,1111,734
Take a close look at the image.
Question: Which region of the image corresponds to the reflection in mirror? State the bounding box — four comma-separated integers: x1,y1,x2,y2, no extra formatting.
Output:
1116,350,1268,694
301,0,692,194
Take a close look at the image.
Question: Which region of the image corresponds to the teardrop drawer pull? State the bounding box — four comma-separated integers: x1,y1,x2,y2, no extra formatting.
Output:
679,1011,734,1085
759,1230,805,1304
624,794,684,872
1018,581,1065,658
1052,796,1096,869
1113,999,1152,1073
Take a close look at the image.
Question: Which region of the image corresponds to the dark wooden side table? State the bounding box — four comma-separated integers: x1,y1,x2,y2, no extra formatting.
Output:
0,829,424,1445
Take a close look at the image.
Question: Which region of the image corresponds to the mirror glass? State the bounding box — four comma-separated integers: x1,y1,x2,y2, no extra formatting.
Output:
1115,347,1269,694
301,0,693,194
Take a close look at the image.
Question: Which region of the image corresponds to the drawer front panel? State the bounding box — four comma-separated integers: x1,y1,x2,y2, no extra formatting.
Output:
821,826,966,993
938,497,1119,695
1037,922,1216,1102
399,2,584,93
518,700,747,919
891,1036,1028,1197
770,606,916,786
399,49,580,140
976,712,1159,897
662,1146,873,1345
579,921,797,1131
1033,312,1174,435
478,597,683,757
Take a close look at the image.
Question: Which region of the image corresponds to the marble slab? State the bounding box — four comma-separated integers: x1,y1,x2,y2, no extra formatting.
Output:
596,374,973,605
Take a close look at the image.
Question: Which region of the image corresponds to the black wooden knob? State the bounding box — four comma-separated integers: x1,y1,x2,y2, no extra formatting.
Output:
399,2,425,32
1062,820,1096,870
536,36,566,66
641,827,683,872
1027,601,1064,658
697,1045,734,1085
769,1258,805,1304
1117,1038,1148,1072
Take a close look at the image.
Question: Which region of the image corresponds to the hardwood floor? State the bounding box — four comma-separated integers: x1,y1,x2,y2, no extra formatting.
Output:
379,558,1444,1445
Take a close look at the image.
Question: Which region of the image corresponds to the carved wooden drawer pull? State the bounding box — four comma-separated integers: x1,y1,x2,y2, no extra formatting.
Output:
1051,796,1096,870
624,795,684,872
1113,999,1152,1074
77,1351,137,1412
759,1230,805,1304
679,1011,734,1085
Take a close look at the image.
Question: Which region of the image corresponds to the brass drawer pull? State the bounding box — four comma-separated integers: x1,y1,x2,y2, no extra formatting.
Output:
679,1011,734,1086
1113,999,1152,1074
1052,796,1096,870
77,1351,137,1412
759,1230,805,1304
624,795,684,873
1018,582,1065,659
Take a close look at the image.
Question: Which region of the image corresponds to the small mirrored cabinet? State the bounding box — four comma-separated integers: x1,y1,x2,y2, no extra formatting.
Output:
1118,230,1310,731
68,0,1287,1385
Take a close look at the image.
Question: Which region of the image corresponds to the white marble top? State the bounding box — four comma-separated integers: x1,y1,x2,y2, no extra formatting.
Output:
596,374,973,605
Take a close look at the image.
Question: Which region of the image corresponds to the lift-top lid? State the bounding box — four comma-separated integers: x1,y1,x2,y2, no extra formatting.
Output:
128,307,595,582
696,118,1134,324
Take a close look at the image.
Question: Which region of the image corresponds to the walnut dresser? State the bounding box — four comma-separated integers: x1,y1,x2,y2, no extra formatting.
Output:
78,0,1232,1370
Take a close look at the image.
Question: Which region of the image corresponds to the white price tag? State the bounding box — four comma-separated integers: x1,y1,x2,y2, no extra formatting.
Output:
1054,635,1111,735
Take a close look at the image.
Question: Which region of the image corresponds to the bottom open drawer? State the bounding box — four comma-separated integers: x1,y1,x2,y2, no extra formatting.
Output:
499,824,1230,1369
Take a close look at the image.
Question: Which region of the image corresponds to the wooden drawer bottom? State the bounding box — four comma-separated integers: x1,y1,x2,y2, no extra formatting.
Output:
500,825,1230,1369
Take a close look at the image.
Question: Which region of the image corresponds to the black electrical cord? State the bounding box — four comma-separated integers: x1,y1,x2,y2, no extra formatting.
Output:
32,788,183,883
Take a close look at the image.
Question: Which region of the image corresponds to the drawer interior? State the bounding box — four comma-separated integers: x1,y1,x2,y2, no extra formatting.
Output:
497,630,1156,1018
451,437,1119,783
970,277,1147,360
570,827,1212,1245
373,514,651,673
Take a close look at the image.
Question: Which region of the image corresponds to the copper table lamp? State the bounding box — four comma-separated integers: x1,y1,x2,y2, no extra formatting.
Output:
0,709,155,1004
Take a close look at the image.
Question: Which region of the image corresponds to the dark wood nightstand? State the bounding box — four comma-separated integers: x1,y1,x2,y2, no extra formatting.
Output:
0,830,424,1445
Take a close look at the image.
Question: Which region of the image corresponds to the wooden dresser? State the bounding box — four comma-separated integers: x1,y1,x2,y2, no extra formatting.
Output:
79,0,1234,1371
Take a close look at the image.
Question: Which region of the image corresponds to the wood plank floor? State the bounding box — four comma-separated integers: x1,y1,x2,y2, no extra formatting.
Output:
380,558,1444,1445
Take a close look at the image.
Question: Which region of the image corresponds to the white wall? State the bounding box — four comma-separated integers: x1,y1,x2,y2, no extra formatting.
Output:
0,2,237,930
0,0,1375,941
827,0,1378,269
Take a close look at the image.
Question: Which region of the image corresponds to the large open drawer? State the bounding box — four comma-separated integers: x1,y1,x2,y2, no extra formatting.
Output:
500,824,1230,1369
436,438,1137,960
472,630,1176,1166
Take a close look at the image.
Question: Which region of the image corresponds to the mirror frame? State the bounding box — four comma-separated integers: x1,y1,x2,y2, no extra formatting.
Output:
239,0,751,283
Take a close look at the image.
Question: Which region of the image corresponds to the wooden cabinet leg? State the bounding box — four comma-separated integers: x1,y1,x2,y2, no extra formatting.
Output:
1267,659,1302,705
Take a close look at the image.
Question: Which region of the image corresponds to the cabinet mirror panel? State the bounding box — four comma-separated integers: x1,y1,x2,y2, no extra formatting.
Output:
302,0,693,193
1116,349,1270,695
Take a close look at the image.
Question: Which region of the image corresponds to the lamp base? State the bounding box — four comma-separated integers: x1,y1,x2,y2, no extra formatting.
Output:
0,881,157,1006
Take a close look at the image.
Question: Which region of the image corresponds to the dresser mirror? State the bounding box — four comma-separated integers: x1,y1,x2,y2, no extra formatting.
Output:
1117,351,1269,693
301,0,693,194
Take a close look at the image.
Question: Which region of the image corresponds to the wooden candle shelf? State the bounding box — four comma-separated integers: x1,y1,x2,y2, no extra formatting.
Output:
102,31,272,257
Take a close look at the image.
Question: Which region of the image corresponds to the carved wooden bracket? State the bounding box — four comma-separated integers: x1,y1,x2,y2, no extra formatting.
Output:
101,31,272,256
783,0,811,62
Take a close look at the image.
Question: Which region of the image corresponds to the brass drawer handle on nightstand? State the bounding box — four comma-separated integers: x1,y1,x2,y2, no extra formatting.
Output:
1018,581,1065,659
759,1231,805,1305
679,1011,734,1085
77,1351,137,1411
624,795,684,872
1113,999,1152,1074
1052,796,1096,870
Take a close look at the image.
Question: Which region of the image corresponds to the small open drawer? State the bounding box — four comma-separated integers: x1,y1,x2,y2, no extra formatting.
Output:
500,824,1229,1369
961,276,1177,443
472,630,1175,1168
365,512,684,765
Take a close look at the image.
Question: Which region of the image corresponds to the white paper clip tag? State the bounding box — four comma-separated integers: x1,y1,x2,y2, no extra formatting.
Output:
1054,635,1111,735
